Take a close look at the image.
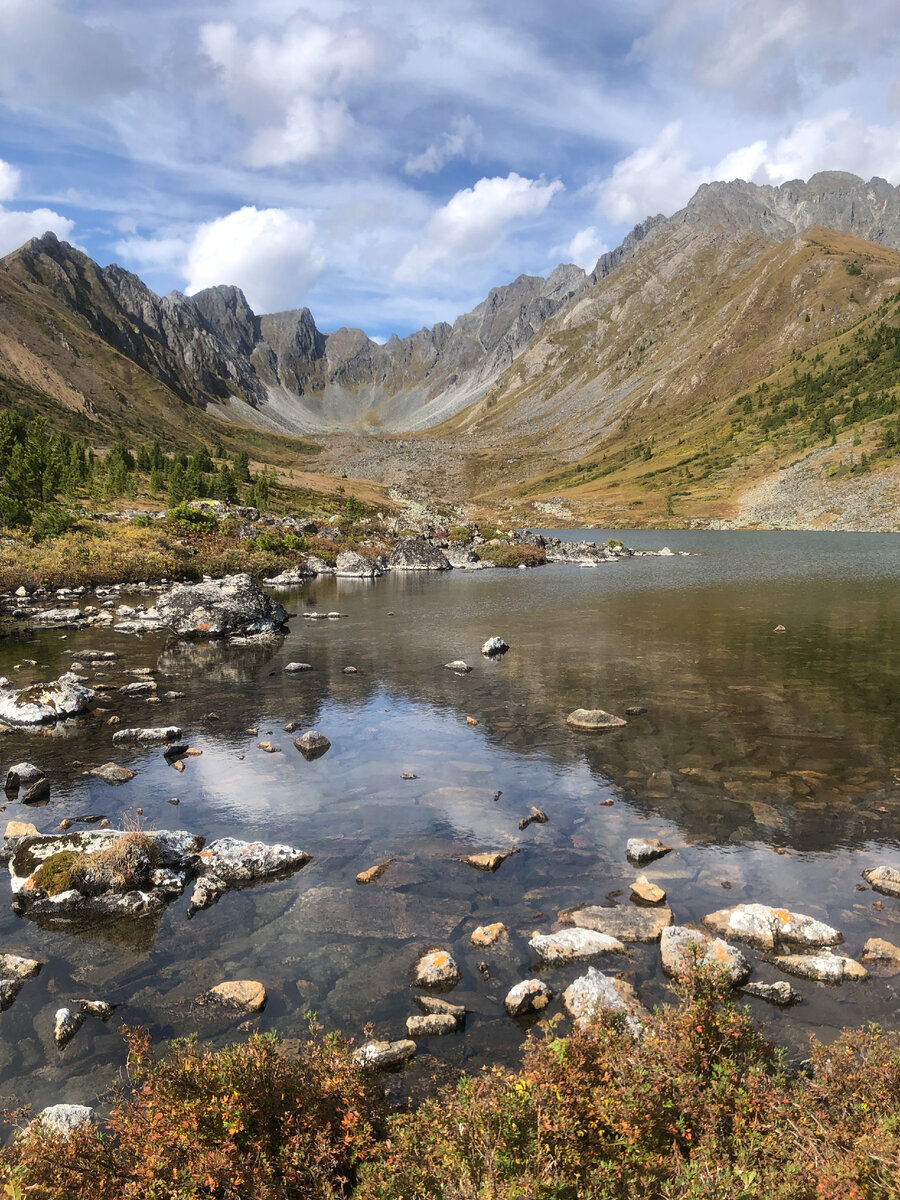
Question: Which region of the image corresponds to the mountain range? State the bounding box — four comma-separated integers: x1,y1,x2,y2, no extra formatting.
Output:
3,170,900,526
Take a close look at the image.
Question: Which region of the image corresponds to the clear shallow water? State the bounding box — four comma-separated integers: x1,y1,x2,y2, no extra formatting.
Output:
0,529,898,1111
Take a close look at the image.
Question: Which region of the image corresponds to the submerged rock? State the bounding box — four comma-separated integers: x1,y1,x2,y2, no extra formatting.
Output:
470,922,507,947
861,937,900,965
504,978,552,1017
353,1039,416,1069
356,860,393,885
529,928,626,966
862,866,900,898
559,904,673,943
459,848,519,872
631,875,666,904
660,926,750,985
773,952,868,983
157,574,288,638
0,674,93,725
562,968,644,1031
703,904,842,952
413,994,466,1021
443,660,471,672
741,980,800,1006
197,980,267,1012
566,708,627,732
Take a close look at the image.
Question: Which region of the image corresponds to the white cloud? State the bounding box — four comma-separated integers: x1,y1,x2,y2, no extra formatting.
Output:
593,111,900,227
560,226,609,270
199,16,396,167
405,116,481,175
0,157,21,202
0,207,75,256
184,207,325,313
395,173,563,282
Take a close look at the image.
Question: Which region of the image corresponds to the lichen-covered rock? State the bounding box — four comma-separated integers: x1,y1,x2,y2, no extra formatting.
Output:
353,1039,416,1069
335,550,384,578
413,949,461,989
559,905,672,943
861,937,900,965
481,636,509,656
33,1104,94,1136
0,674,93,725
194,837,310,885
566,708,627,731
741,980,800,1006
470,922,507,947
406,1013,457,1036
157,574,288,638
660,926,750,985
626,838,672,864
529,928,626,966
773,952,868,983
703,904,842,952
862,865,900,898
89,763,137,785
388,539,451,571
562,967,644,1031
504,978,552,1016
113,726,182,744
413,994,466,1021
197,980,267,1011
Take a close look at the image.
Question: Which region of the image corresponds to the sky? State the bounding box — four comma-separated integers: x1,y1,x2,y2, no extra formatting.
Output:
1,1,900,339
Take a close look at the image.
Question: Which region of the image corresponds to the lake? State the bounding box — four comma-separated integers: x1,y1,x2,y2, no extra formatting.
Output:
0,528,898,1111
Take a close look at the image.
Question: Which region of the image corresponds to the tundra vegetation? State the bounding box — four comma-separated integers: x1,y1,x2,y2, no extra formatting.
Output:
2,969,897,1199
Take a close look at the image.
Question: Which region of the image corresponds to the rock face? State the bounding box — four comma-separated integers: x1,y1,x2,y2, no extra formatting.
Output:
625,838,673,864
413,949,461,989
504,978,552,1016
773,952,868,983
660,926,751,985
558,905,673,943
562,967,643,1031
529,928,626,965
566,708,627,731
157,574,288,638
198,980,267,1011
703,904,842,951
0,674,93,724
388,538,451,571
863,866,900,898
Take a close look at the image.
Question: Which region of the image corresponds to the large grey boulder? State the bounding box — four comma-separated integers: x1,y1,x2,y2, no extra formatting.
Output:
703,903,842,952
353,1039,416,1069
773,952,868,983
335,550,384,578
660,926,750,985
187,837,311,915
0,674,93,725
33,1103,94,1136
157,574,288,638
388,538,451,571
562,967,644,1031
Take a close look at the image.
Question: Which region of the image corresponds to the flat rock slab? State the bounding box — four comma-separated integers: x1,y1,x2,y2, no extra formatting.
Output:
773,953,868,983
559,904,673,943
356,860,393,885
413,994,466,1021
505,978,552,1016
286,886,468,941
741,980,800,1006
863,866,900,898
470,922,507,947
113,726,182,744
529,927,626,966
413,949,461,989
406,1013,457,1036
566,708,627,731
0,674,94,725
353,1039,415,1069
562,967,644,1031
198,980,267,1011
459,848,519,872
626,838,672,864
704,903,842,951
631,875,666,904
660,926,750,985
89,763,136,785
861,937,900,965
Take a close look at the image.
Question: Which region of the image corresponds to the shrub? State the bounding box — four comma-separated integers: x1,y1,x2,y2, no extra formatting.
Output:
477,543,546,568
165,503,219,531
477,526,509,543
1,1028,385,1199
29,505,76,543
605,538,624,550
447,525,473,543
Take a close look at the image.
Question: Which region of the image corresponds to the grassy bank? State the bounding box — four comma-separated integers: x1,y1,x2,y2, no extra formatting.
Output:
3,972,897,1199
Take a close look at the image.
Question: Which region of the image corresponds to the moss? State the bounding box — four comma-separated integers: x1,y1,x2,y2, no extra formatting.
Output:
30,834,158,897
31,850,84,896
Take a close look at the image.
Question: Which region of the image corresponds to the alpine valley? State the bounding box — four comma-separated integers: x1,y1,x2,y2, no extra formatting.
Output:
5,170,900,529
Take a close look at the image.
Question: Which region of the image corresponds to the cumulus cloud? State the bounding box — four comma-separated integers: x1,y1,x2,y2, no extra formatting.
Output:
0,156,74,255
0,0,140,106
199,16,396,166
560,227,609,270
594,112,900,227
405,116,481,175
395,173,563,282
184,207,325,313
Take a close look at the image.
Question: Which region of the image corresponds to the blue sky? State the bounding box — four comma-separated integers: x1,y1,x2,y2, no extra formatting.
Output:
1,0,899,339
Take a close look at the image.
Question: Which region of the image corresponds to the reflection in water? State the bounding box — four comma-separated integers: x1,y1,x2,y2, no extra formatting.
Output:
0,530,898,1111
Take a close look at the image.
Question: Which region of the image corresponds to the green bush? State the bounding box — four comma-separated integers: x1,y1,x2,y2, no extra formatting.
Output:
165,503,219,531
477,543,546,568
447,525,473,543
29,505,76,542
